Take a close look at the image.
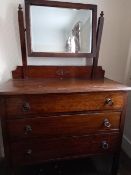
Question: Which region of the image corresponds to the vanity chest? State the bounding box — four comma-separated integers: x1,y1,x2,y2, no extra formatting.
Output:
0,0,130,175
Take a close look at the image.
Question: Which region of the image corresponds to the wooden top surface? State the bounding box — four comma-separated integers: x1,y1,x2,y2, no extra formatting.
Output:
0,78,130,95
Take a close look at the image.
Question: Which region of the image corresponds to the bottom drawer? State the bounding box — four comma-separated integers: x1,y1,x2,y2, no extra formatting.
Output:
11,133,120,165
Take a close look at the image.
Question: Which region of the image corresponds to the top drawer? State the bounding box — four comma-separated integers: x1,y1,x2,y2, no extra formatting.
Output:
6,92,125,117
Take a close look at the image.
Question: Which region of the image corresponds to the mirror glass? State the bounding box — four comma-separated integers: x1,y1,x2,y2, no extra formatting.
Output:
30,6,92,53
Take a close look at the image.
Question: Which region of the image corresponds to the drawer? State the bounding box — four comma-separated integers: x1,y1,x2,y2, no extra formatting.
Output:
6,92,125,118
7,112,121,140
10,133,120,165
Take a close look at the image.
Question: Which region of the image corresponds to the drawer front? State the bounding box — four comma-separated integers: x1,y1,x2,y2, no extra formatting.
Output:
6,92,125,117
10,133,120,165
7,112,121,140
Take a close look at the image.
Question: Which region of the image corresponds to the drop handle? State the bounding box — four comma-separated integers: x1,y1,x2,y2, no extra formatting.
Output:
105,98,113,106
104,119,111,128
22,102,30,112
102,141,109,150
24,125,32,135
26,149,32,155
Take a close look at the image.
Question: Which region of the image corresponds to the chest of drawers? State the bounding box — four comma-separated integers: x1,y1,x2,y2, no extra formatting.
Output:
0,78,130,175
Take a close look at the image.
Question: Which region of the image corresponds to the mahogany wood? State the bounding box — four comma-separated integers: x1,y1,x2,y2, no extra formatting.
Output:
10,133,120,165
12,66,105,79
0,79,130,175
18,4,28,78
0,78,130,95
92,11,104,79
7,112,121,140
25,1,31,56
0,1,130,175
27,0,97,9
29,52,94,58
5,92,125,117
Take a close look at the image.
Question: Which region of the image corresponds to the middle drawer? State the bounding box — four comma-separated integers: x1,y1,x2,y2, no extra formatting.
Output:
7,112,121,140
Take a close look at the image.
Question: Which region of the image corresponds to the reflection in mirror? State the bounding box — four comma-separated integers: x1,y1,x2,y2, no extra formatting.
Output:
28,57,93,66
30,6,92,53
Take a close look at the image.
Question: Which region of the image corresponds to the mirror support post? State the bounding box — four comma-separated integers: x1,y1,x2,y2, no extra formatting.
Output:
18,4,28,79
92,11,104,79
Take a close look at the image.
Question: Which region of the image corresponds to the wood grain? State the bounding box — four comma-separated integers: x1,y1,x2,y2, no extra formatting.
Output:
12,66,105,79
92,11,104,78
5,92,125,117
7,112,121,140
18,5,28,78
0,78,130,175
0,78,130,95
10,133,120,165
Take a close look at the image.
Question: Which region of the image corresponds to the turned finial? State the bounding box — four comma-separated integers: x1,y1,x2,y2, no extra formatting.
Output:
18,4,22,11
100,11,104,17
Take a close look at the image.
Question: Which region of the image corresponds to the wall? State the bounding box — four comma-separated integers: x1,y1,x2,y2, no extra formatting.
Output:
0,0,131,158
81,18,92,53
0,0,22,83
119,1,131,158
31,6,66,52
123,38,131,158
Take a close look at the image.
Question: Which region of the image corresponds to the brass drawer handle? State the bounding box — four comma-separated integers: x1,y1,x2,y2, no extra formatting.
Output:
102,141,109,150
104,119,111,128
56,69,70,76
105,98,113,106
22,102,30,112
24,125,32,135
26,149,32,155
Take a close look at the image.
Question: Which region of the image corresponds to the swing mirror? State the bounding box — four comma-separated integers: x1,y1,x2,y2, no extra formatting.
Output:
25,0,97,58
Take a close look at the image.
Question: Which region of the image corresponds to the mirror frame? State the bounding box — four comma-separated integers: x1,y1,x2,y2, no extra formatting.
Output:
25,0,97,58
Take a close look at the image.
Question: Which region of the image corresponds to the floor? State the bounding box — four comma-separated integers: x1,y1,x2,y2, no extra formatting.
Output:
119,151,131,175
0,151,131,175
